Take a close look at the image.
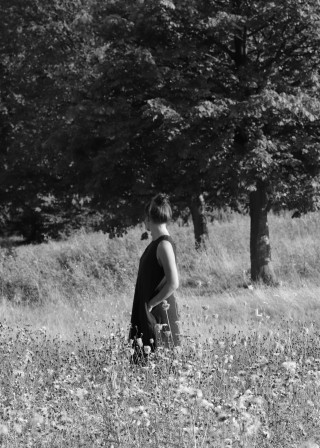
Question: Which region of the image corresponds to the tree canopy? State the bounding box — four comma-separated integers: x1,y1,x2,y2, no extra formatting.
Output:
1,0,320,280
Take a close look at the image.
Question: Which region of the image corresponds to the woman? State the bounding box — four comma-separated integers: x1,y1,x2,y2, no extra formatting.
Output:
129,193,181,359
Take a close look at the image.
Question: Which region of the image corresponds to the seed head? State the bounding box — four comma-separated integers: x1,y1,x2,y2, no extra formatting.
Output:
162,300,170,311
144,346,151,354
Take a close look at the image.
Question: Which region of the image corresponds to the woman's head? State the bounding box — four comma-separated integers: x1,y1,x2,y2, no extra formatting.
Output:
145,193,172,224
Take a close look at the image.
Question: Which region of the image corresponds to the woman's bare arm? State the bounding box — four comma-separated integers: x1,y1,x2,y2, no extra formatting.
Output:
147,240,179,312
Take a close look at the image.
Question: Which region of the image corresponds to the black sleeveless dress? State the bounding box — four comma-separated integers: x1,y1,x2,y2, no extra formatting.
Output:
129,235,181,351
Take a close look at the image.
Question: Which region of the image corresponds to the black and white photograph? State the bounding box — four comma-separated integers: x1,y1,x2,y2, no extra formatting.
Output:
1,0,320,446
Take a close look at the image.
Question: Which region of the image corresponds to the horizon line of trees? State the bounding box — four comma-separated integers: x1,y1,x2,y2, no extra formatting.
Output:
1,0,320,285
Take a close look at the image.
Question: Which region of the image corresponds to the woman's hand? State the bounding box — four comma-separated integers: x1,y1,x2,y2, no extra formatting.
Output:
148,303,153,313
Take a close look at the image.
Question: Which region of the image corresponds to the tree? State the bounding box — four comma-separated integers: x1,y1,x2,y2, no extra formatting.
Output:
65,0,226,242
184,0,320,282
66,0,320,279
0,0,100,240
81,0,320,281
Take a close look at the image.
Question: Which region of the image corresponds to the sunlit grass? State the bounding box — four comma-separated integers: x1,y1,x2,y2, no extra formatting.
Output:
1,304,320,447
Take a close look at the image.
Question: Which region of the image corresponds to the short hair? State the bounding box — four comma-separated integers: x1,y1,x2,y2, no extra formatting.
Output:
145,193,172,224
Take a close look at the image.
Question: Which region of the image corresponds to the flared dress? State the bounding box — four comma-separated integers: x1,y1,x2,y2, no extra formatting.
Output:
129,235,181,350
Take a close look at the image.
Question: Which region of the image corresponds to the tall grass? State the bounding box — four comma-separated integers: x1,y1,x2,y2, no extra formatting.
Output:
2,213,320,447
1,211,320,336
1,211,320,301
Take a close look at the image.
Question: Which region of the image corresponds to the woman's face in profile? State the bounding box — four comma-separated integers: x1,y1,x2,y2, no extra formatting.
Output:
144,215,151,231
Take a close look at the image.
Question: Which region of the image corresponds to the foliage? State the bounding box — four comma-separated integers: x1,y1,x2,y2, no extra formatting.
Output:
0,0,99,240
66,0,320,220
1,0,320,243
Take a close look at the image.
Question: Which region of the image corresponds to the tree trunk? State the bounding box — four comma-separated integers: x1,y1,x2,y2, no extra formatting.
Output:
249,182,277,285
189,194,209,250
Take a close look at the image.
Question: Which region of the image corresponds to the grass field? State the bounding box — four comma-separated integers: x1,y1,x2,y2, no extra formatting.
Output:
1,212,320,447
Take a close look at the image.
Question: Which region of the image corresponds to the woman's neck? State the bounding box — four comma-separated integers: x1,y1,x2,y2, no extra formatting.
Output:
150,223,169,241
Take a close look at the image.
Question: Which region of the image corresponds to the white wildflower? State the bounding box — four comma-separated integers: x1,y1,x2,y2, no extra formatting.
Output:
282,361,297,374
201,399,214,409
162,300,170,311
144,346,151,355
0,424,9,436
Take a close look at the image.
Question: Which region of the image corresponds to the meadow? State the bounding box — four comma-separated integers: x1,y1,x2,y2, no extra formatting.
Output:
1,212,320,447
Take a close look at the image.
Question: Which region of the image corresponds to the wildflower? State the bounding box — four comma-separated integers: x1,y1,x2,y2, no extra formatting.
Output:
31,413,44,426
246,419,261,436
196,389,203,399
173,346,182,355
0,424,8,436
183,426,199,434
13,423,22,434
136,338,143,348
177,385,196,396
275,342,285,353
254,396,264,407
144,346,151,355
164,331,171,337
261,429,271,439
162,300,170,311
282,361,297,374
75,388,88,400
201,399,214,409
149,338,154,344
